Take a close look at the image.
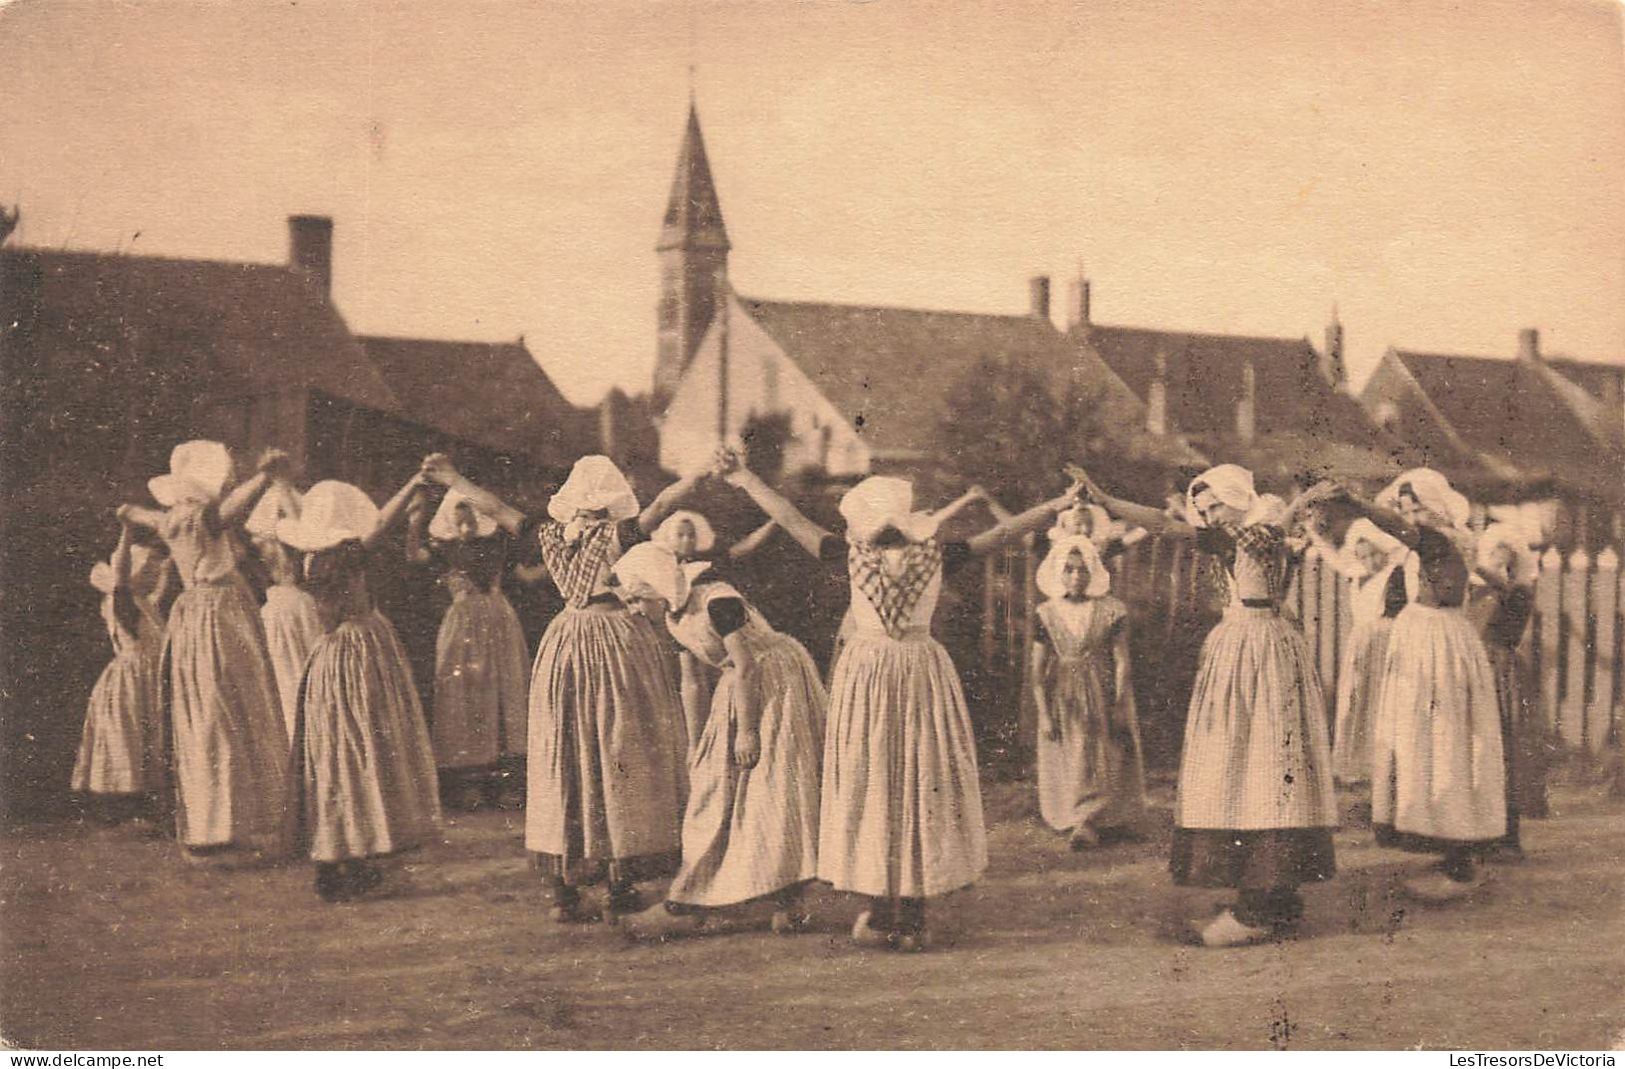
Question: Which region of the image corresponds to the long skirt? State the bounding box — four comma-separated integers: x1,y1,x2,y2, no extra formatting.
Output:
1332,617,1394,785
1487,641,1549,836
263,585,324,743
667,631,827,907
525,605,687,885
1171,606,1338,890
289,612,441,862
819,630,986,899
72,649,163,795
433,590,530,769
165,581,289,848
1371,604,1506,850
1037,654,1146,835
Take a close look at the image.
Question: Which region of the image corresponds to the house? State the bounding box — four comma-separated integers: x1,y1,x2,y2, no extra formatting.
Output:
651,106,1167,486
1360,330,1625,506
1065,285,1411,490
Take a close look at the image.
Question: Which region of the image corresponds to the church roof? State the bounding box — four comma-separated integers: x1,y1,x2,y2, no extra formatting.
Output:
657,105,729,253
737,295,1157,460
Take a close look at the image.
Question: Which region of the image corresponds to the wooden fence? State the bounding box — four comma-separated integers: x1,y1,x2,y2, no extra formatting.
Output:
978,536,1625,769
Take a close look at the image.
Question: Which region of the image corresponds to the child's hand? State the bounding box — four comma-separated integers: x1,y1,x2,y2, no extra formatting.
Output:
115,504,135,527
420,454,458,486
733,727,761,769
256,448,291,479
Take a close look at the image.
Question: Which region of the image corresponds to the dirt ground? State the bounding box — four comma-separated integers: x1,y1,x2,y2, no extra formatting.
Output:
2,778,1621,1051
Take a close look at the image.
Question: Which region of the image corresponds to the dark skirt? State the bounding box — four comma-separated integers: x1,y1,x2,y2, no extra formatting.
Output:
1170,827,1337,890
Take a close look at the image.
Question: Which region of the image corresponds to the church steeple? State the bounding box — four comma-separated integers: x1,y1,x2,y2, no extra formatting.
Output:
654,104,730,404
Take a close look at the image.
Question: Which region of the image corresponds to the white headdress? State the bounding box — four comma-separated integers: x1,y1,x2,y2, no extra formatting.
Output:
1378,468,1470,530
1035,534,1111,600
245,482,302,538
839,476,940,544
1477,521,1540,585
610,541,712,609
652,510,716,556
547,456,639,525
148,440,232,507
429,488,499,540
1185,464,1257,528
276,481,379,554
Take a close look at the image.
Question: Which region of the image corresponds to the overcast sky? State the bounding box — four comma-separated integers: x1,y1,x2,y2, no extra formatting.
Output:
4,0,1622,405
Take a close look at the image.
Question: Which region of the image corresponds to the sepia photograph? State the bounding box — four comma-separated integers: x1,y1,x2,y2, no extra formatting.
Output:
1,0,1623,1053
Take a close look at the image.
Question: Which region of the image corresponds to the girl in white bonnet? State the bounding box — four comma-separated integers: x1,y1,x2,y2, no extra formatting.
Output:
1330,518,1409,790
71,513,171,826
718,445,1081,950
1078,464,1339,947
418,453,693,923
611,541,828,940
1318,468,1507,901
1029,533,1146,848
117,441,292,861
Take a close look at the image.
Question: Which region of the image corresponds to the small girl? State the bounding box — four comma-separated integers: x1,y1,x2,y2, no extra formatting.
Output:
246,481,324,743
406,488,530,809
280,477,442,901
1469,521,1548,856
71,518,170,823
612,542,827,939
1030,534,1146,848
1330,519,1408,787
118,441,291,860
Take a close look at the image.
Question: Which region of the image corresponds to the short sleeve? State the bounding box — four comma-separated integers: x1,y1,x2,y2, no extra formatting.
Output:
1195,525,1233,557
940,540,973,574
1381,565,1408,618
817,534,849,564
706,596,749,638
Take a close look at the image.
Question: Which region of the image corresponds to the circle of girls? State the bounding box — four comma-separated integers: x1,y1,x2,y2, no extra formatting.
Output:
74,436,1546,950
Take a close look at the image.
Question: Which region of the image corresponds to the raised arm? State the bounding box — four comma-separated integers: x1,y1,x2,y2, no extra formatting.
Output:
364,473,428,551
976,487,1016,525
109,521,135,589
716,449,831,558
115,504,166,535
403,490,433,565
1067,465,1194,537
964,485,1080,557
1324,486,1419,549
219,449,290,528
931,486,983,525
419,454,526,536
638,470,707,535
727,518,778,560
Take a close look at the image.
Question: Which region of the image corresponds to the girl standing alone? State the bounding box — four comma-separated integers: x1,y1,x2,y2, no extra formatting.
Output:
1030,534,1146,849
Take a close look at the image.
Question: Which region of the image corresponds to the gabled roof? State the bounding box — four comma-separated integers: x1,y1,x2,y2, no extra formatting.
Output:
357,335,589,469
1548,356,1625,407
1383,349,1624,499
736,295,1154,459
1,246,397,412
1083,323,1379,445
657,105,729,253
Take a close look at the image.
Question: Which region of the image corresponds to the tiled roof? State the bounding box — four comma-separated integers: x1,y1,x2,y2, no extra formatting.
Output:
357,335,590,468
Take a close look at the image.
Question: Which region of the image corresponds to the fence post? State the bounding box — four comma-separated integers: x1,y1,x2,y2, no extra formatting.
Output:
1561,549,1591,752
1590,549,1621,792
1535,547,1563,743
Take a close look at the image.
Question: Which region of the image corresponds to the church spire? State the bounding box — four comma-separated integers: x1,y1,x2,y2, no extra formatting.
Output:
657,104,730,253
654,104,731,407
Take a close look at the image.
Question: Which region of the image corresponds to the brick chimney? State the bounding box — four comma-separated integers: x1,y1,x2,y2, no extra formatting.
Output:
288,215,333,301
1147,350,1169,436
1236,360,1257,443
1518,328,1540,363
1067,275,1091,331
1321,306,1345,387
1029,275,1051,321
